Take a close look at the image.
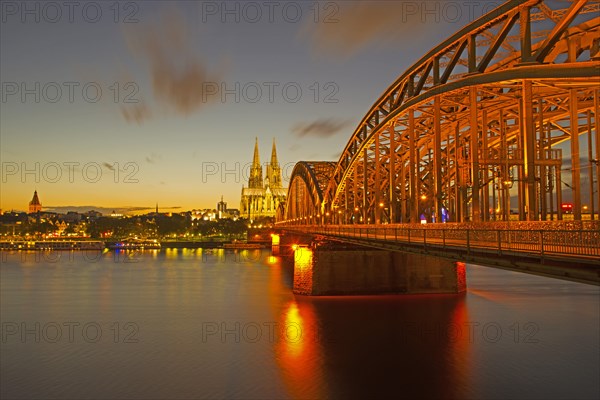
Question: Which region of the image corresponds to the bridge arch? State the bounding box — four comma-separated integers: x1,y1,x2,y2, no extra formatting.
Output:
284,162,336,224
317,0,600,224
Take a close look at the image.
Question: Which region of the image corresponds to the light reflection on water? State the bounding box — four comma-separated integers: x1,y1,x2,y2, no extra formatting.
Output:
0,250,598,399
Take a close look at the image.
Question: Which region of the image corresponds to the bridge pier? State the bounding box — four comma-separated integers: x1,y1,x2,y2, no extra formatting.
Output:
290,244,466,296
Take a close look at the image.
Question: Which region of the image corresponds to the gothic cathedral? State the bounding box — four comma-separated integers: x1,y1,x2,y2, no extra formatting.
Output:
240,138,287,221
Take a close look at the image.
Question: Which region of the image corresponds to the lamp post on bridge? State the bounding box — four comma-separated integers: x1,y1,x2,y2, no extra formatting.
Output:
498,178,513,224
420,194,429,223
378,201,392,224
494,167,513,223
353,206,361,224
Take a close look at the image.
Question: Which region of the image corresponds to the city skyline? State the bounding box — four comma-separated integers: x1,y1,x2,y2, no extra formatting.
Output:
2,2,505,211
5,188,239,216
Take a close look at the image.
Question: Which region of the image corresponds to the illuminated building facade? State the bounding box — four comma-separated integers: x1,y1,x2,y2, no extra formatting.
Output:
240,138,287,220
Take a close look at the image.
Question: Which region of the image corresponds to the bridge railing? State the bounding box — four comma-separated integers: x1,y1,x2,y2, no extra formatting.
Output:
282,225,600,260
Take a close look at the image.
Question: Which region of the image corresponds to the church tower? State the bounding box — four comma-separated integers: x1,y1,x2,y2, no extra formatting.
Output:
240,137,287,221
248,137,263,189
28,190,42,213
266,138,282,189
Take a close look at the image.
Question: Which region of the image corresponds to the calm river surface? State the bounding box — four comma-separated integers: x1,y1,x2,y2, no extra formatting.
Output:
1,249,598,399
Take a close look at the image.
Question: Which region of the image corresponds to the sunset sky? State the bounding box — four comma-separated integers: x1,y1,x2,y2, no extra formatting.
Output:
1,1,579,213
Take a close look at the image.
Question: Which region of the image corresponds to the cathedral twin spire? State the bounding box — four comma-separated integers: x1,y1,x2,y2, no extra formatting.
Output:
270,137,279,167
249,137,263,188
248,137,281,189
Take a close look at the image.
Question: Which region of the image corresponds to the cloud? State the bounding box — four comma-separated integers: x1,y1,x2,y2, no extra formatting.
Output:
300,2,434,57
122,8,223,119
145,153,161,164
121,103,152,124
102,162,128,173
292,118,350,138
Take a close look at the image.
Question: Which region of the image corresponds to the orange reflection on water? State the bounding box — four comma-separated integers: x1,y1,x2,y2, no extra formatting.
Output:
276,299,325,400
281,302,305,359
164,248,178,259
445,293,472,399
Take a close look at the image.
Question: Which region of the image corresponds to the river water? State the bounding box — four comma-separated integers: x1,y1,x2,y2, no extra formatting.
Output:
1,249,598,399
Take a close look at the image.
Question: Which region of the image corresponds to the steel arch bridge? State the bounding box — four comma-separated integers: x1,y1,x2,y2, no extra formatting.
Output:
282,0,600,227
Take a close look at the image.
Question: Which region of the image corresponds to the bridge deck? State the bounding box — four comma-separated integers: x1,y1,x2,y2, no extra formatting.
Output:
280,224,600,285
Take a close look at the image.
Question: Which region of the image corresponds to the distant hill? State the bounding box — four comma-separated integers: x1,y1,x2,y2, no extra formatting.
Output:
43,206,181,215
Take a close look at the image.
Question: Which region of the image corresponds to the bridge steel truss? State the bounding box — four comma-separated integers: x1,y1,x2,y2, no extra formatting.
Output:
285,162,337,224
283,0,600,226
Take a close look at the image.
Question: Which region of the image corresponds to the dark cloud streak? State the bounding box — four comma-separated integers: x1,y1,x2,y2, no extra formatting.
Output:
292,118,350,138
301,2,438,57
121,103,152,124
145,153,161,164
121,8,223,122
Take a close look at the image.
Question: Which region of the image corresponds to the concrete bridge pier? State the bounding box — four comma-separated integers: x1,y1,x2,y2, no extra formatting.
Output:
292,246,466,296
271,234,466,296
